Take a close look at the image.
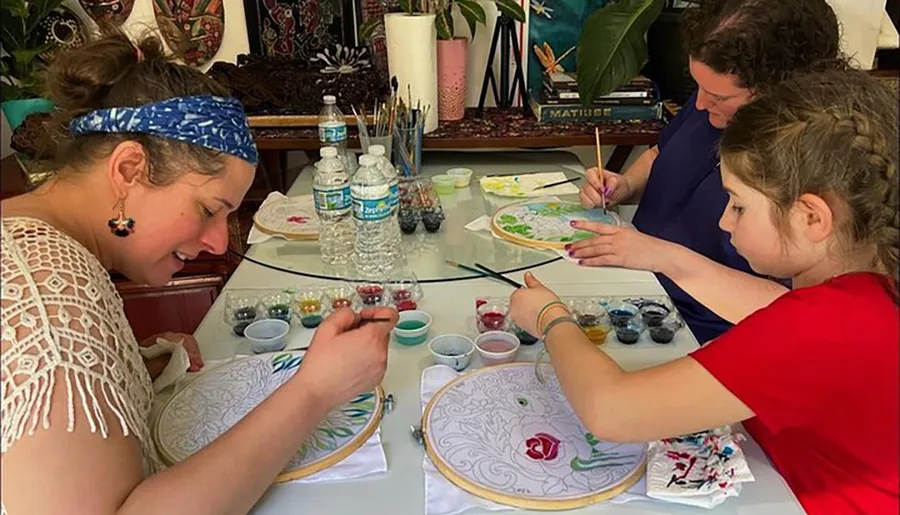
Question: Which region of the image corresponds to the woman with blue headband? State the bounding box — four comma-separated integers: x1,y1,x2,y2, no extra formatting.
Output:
0,33,397,513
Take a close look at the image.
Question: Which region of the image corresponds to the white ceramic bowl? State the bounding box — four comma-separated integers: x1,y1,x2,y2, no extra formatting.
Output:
474,331,520,366
244,319,290,353
428,334,475,371
392,310,433,346
446,168,474,187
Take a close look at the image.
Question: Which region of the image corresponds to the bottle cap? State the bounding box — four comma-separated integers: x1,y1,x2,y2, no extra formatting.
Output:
320,147,338,158
369,145,385,156
323,95,336,104
359,155,376,167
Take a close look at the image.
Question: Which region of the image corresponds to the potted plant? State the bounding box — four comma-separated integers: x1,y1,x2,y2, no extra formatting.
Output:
1,0,65,130
360,0,525,122
576,0,665,105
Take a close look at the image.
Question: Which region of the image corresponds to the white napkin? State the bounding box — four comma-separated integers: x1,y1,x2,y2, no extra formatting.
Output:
645,426,754,509
479,172,580,197
421,365,648,515
139,337,190,393
171,357,388,483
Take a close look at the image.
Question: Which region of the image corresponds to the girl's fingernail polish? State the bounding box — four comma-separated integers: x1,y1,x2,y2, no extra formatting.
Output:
564,244,571,250
578,259,585,265
568,251,575,257
569,221,577,227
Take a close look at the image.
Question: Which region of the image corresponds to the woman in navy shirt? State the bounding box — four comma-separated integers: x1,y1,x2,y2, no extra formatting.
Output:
569,0,844,342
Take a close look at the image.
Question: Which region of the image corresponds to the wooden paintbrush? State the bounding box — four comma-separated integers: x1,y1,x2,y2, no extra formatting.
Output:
595,126,606,213
533,176,581,190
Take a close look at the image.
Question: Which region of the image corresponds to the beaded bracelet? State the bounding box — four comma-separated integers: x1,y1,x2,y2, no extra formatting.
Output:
535,300,570,336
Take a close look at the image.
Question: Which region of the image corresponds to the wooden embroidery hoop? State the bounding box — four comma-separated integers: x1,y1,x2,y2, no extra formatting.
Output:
153,355,384,483
252,196,320,241
490,201,622,251
421,363,646,510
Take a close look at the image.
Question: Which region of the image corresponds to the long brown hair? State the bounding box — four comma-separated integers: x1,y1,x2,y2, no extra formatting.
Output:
721,69,899,298
42,31,230,185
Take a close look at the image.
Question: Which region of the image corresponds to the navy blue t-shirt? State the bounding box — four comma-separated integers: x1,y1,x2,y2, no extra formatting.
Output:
632,92,755,343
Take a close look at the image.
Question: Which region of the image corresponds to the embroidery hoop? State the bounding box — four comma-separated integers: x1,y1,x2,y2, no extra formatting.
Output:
153,352,384,482
422,363,646,510
490,200,622,251
252,196,320,241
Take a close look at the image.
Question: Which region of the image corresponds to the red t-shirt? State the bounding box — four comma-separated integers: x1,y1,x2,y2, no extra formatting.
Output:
692,273,899,515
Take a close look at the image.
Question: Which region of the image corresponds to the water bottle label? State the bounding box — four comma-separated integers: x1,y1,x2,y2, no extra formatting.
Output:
313,186,351,211
352,196,391,221
389,184,400,207
319,124,347,144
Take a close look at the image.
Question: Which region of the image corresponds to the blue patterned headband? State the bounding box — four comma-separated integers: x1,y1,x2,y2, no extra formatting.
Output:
70,95,259,165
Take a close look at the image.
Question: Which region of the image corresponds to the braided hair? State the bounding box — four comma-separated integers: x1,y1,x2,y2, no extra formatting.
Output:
720,69,899,298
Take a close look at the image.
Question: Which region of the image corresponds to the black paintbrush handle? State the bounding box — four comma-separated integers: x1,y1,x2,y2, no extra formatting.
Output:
473,263,524,289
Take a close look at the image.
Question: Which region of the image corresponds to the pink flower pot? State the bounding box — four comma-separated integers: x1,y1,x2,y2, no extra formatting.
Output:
436,38,468,121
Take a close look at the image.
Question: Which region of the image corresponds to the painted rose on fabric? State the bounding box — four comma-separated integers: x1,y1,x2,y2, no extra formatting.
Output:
287,216,309,224
526,433,560,461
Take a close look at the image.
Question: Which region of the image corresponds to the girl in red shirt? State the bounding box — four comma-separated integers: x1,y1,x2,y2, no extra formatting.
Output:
510,68,899,515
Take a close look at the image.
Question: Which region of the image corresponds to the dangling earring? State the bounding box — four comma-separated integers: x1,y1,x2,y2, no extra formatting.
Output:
108,199,135,237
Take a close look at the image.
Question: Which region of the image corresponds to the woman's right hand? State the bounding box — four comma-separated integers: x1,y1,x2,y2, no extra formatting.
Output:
293,307,398,409
579,167,632,209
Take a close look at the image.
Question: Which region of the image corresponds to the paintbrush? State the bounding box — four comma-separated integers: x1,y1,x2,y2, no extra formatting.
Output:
595,126,606,213
532,176,581,190
473,262,524,289
445,259,493,279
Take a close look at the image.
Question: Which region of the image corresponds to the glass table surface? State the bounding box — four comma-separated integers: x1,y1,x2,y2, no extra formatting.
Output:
244,151,587,282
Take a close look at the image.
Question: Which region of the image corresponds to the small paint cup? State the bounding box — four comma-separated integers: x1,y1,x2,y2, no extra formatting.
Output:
224,292,260,337
262,292,293,323
387,272,423,312
326,284,359,311
474,331,520,366
573,299,610,346
429,334,475,371
608,301,639,328
476,302,509,333
432,174,456,195
446,168,474,187
244,319,289,353
649,315,682,344
393,310,432,346
615,318,644,345
356,282,385,306
294,290,326,329
640,301,672,327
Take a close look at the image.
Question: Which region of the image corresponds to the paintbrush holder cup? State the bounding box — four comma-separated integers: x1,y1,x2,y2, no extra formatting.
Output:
393,126,422,177
361,134,392,160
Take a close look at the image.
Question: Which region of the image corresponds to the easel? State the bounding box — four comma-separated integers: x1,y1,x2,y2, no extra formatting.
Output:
476,14,528,116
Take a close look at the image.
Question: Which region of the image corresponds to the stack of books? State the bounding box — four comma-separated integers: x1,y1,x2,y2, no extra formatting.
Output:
529,72,661,123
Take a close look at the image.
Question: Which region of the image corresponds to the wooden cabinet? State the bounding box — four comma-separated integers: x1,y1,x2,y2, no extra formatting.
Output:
117,274,224,341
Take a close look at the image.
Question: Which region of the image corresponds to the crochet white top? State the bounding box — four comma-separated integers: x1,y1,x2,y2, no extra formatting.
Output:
1,217,162,514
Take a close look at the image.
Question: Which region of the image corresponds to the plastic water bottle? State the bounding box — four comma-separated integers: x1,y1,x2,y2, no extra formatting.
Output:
313,147,354,265
318,95,357,175
368,144,403,261
351,154,394,275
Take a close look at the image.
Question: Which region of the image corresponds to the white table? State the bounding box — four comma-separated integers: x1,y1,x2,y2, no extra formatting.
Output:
189,152,805,514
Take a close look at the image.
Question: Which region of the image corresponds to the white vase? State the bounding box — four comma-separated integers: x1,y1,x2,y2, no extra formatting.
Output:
384,13,439,133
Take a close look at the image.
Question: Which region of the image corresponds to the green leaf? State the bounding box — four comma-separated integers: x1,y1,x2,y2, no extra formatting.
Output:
12,48,46,69
435,5,453,40
358,17,383,41
25,0,66,36
1,81,27,102
493,0,526,22
398,0,414,15
456,0,485,39
576,0,663,104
